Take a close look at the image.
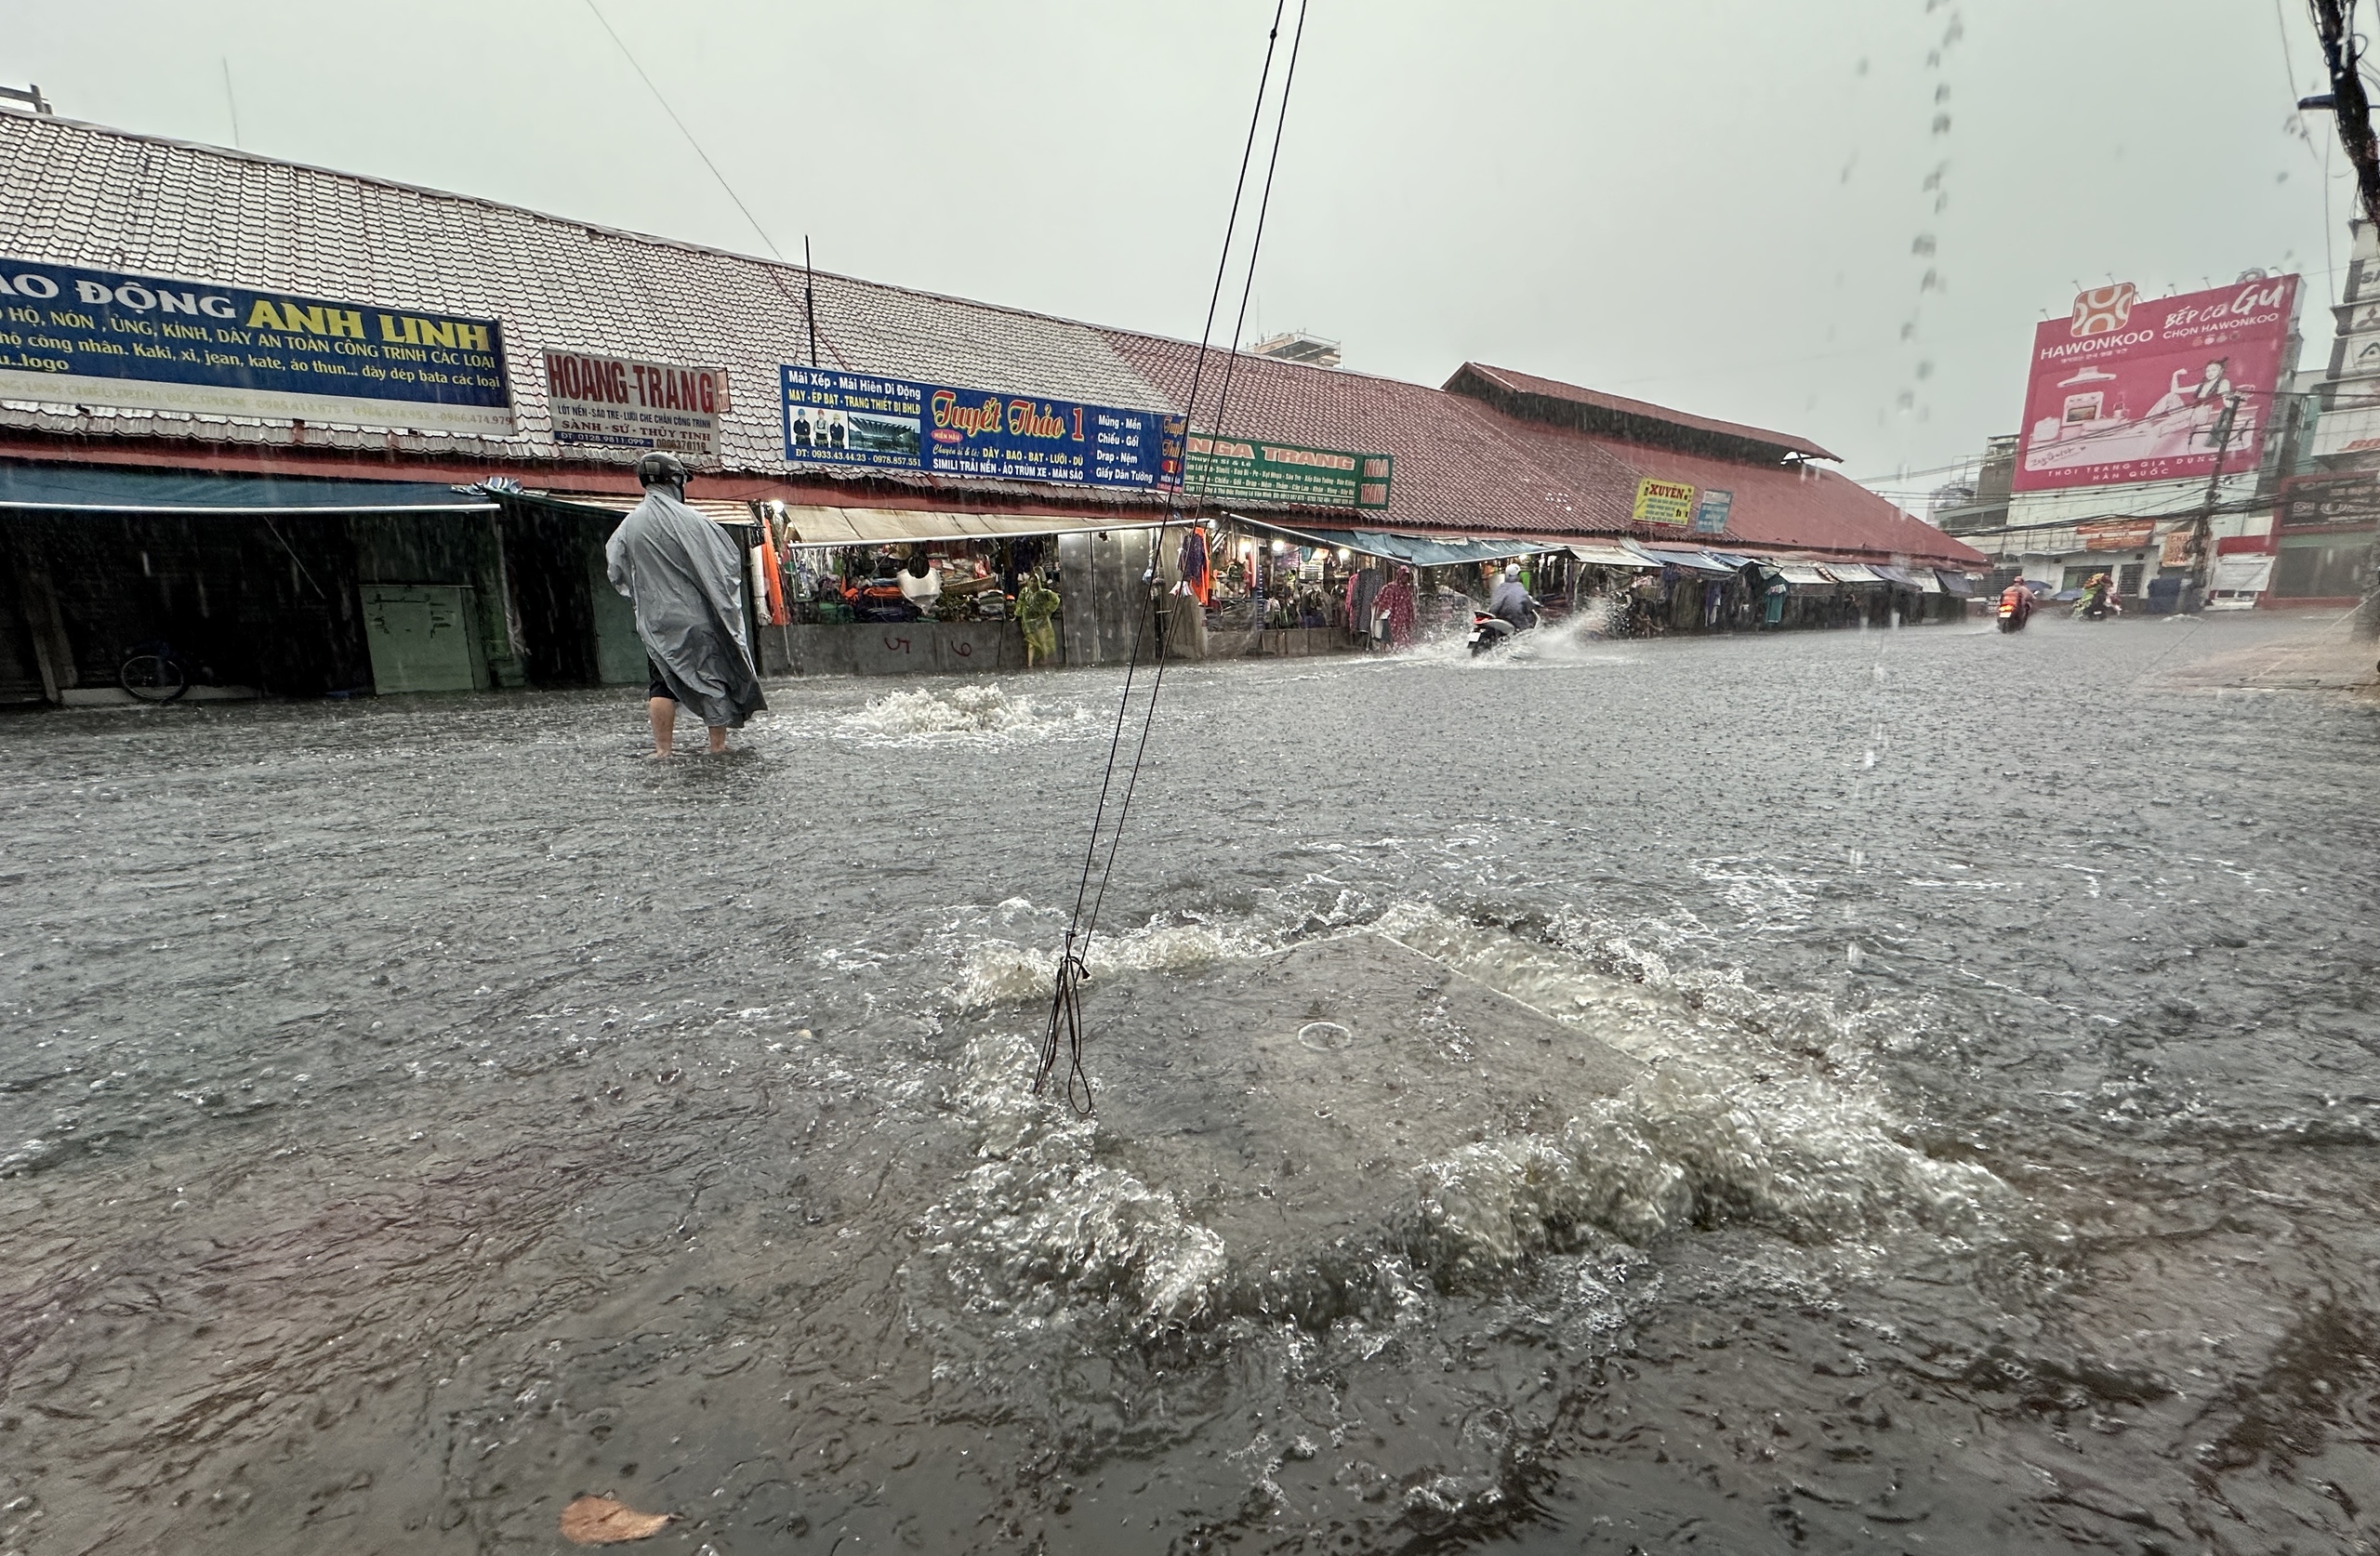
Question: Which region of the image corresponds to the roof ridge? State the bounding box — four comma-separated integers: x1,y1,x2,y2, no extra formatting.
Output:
0,111,1179,343
1457,360,1837,460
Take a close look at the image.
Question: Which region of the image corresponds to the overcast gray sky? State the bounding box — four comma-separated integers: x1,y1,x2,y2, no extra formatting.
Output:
7,1,2350,500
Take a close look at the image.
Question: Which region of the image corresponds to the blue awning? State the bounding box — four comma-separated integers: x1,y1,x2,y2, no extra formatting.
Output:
1233,516,1544,567
1936,569,1977,596
0,460,498,514
1628,541,1736,574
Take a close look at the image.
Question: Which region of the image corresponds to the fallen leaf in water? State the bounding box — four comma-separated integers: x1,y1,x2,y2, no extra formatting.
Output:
560,1495,672,1544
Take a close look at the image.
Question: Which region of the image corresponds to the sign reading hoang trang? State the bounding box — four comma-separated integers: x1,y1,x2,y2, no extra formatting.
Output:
780,364,1180,491
0,257,514,433
1181,433,1392,509
546,349,728,457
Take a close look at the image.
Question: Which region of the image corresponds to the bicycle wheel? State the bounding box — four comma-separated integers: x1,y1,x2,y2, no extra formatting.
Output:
119,652,190,703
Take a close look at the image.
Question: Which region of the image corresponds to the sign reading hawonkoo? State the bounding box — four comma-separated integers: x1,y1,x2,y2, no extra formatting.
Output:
780,365,1180,491
1181,433,1393,509
546,349,729,457
0,257,514,433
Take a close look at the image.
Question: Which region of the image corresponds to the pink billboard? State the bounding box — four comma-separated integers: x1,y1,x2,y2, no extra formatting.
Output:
2013,276,2299,492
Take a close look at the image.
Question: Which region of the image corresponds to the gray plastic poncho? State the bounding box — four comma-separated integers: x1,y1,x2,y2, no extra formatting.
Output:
605,490,766,729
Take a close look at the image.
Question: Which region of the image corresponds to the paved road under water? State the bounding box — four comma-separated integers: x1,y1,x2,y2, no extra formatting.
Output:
2,611,2376,1554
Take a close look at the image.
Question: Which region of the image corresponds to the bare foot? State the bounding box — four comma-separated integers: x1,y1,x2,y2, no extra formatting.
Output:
643,749,672,760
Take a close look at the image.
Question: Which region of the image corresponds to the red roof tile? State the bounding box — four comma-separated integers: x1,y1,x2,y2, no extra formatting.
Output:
1100,333,1633,534
1451,363,1842,463
1491,415,1988,569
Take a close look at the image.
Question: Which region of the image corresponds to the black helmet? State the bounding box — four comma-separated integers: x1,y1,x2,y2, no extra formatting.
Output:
635,451,690,490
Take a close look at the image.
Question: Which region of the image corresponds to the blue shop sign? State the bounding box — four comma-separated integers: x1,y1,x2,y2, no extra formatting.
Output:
0,257,514,434
1692,489,1734,535
781,364,1181,492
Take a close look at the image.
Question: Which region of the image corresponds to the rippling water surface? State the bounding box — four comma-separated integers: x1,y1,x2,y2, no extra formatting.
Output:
3,612,2376,1554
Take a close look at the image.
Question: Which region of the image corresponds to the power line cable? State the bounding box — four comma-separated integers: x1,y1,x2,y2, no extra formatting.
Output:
581,0,784,260
1036,0,1309,1114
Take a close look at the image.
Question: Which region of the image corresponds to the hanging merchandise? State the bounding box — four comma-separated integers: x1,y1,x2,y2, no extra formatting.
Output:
1178,527,1212,605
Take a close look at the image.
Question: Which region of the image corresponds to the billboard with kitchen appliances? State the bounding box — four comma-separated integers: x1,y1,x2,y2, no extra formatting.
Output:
2013,276,2298,493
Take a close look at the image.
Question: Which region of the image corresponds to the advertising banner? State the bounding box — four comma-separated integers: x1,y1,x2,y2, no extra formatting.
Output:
2014,276,2298,493
1632,477,1696,526
1691,488,1734,535
545,349,728,457
2077,518,2156,551
0,257,513,433
2279,470,2380,528
779,365,1179,492
1181,433,1392,509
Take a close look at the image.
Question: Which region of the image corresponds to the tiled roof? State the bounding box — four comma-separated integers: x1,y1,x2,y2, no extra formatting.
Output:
1100,332,1633,534
1450,363,1842,464
0,112,1170,475
0,112,1978,566
1491,415,1989,569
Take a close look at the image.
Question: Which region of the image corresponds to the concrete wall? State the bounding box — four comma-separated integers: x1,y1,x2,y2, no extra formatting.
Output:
757,620,1039,677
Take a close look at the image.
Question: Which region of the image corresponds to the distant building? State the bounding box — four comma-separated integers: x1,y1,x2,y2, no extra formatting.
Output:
2276,222,2380,612
1929,434,2016,535
1246,331,1342,368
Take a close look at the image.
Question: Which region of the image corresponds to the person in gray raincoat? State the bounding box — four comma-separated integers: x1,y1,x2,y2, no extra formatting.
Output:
605,452,766,757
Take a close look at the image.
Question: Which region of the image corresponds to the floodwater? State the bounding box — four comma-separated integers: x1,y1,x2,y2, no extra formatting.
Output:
2,610,2376,1554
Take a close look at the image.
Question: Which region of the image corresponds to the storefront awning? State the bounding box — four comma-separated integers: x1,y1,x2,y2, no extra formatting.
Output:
1628,541,1736,574
526,494,1164,543
773,506,1163,547
1232,516,1544,566
1869,563,1928,588
1567,540,1656,568
0,460,496,514
1819,560,1884,584
1935,569,1976,596
1774,563,1832,586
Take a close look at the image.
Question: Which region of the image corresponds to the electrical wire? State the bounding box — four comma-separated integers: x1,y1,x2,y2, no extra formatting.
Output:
581,0,784,260
1035,0,1310,1114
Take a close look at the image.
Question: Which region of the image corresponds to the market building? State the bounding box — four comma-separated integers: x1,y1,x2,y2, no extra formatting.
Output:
0,110,1982,705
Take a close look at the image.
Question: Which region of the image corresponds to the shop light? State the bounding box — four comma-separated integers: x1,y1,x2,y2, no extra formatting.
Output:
1337,547,1351,560
1271,538,1286,553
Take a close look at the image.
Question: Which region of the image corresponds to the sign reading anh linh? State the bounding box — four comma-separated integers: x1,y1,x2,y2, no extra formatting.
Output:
0,257,514,433
1182,432,1393,509
546,349,729,458
1632,477,1696,527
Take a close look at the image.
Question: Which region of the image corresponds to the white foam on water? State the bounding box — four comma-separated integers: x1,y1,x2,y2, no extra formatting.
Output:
1371,903,2018,1272
944,915,1279,1012
922,899,2023,1336
831,681,1100,746
918,1029,1231,1334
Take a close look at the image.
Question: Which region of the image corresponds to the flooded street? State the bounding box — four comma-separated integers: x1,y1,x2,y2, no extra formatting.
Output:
4,612,2378,1554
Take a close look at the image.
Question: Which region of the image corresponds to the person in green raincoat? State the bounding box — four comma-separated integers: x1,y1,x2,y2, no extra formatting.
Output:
1017,572,1062,666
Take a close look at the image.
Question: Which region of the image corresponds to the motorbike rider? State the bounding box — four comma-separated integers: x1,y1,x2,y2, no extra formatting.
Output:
1998,577,2033,626
2077,572,2121,619
1487,562,1539,629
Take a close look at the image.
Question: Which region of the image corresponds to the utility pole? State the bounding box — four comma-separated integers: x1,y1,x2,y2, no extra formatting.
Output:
2304,3,2380,638
2307,1,2380,228
2184,394,2241,604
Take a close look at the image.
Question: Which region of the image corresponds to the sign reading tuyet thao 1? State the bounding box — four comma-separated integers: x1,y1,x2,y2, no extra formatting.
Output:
0,257,514,433
1181,433,1393,509
2014,276,2299,493
545,349,729,458
780,365,1180,491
